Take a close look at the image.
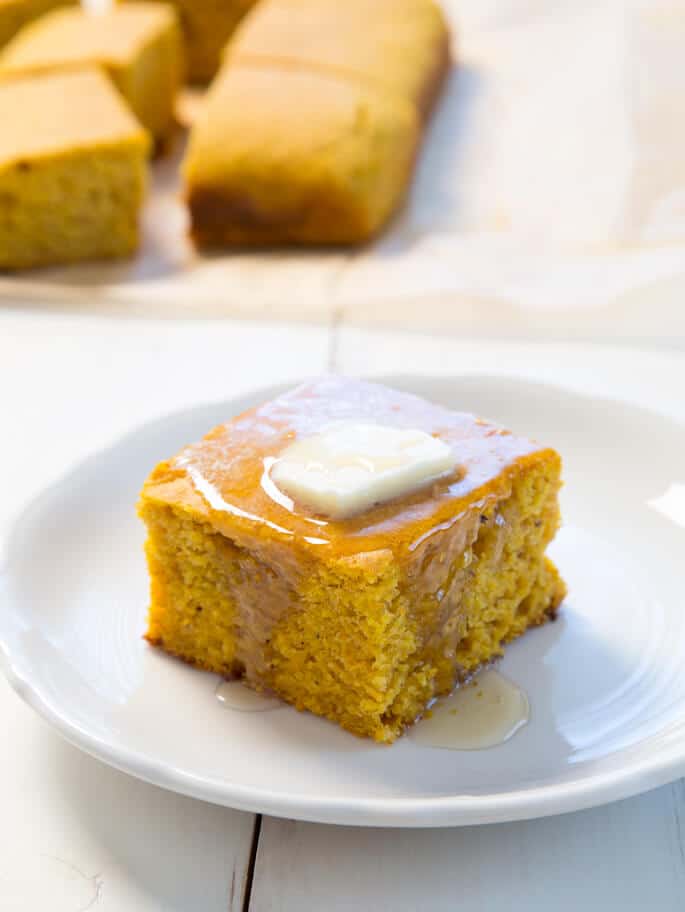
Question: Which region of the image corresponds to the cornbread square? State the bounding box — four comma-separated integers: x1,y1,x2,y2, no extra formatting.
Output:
229,0,451,119
184,62,419,247
139,377,566,743
0,0,74,51
0,68,149,270
184,0,448,247
0,3,183,144
129,0,258,83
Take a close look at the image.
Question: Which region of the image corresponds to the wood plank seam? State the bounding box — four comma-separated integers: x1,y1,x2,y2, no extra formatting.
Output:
670,780,685,871
242,814,263,912
328,303,344,372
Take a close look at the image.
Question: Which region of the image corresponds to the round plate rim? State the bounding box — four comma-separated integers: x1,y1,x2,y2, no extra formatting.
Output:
2,366,685,827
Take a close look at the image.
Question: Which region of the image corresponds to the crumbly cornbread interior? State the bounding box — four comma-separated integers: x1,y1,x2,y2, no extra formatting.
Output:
139,380,565,743
0,69,149,270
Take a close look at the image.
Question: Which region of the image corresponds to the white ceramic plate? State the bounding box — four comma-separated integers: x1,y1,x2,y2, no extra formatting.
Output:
2,373,685,827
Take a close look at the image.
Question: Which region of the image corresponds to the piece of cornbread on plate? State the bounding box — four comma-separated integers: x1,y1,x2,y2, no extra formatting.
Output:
183,61,419,247
0,3,183,145
228,0,450,119
0,0,74,52
0,68,149,270
139,377,566,743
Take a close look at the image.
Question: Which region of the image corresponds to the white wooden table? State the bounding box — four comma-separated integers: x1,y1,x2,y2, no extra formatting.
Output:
2,306,685,912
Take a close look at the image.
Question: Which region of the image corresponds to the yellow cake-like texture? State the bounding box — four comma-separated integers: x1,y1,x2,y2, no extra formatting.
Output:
184,62,418,247
0,0,75,51
139,377,566,743
228,0,450,119
183,0,450,247
0,3,183,144
0,68,149,270
126,0,258,83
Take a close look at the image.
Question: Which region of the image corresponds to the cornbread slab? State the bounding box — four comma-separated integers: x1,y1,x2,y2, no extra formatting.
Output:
184,0,450,247
184,63,420,247
139,377,565,743
0,3,183,144
0,0,74,51
0,68,149,270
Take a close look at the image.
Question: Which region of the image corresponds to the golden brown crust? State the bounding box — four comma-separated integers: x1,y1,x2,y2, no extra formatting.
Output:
188,183,379,247
0,68,149,270
417,23,451,121
184,0,450,247
227,0,451,114
165,0,259,83
0,0,77,51
184,67,420,245
0,4,184,142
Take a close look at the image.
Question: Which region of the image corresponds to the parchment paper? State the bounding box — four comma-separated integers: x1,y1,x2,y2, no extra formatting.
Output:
3,0,685,343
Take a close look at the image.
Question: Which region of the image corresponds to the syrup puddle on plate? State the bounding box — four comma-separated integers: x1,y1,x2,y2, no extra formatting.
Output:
215,680,283,712
410,670,530,750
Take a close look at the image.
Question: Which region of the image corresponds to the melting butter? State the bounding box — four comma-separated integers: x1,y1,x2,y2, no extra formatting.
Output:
410,670,529,750
271,421,457,520
215,680,283,712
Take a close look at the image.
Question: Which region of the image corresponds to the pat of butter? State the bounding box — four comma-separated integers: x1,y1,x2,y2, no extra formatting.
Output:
271,422,457,520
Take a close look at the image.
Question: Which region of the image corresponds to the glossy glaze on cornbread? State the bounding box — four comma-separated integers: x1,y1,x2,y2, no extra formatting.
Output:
140,378,565,742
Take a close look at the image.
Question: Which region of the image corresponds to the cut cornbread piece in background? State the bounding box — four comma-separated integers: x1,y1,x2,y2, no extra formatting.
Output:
184,0,449,247
139,377,566,743
229,0,451,119
0,3,182,145
0,0,74,51
0,68,149,270
127,0,258,83
183,62,419,246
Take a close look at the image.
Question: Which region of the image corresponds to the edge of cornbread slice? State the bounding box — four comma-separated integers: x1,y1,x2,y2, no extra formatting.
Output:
227,0,451,120
126,0,259,83
0,3,183,143
0,67,149,270
138,378,566,743
184,0,450,246
0,0,76,51
183,61,420,246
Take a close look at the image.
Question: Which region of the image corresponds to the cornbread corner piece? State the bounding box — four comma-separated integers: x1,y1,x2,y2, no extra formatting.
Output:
0,68,150,270
0,0,75,51
129,0,258,83
0,3,183,145
183,62,419,247
138,377,566,744
229,0,451,119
